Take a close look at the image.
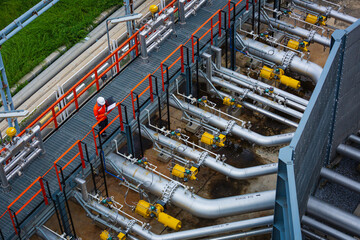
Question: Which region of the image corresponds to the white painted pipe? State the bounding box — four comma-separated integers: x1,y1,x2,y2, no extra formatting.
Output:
293,0,358,24
170,98,294,146
143,127,278,179
237,35,323,83
107,153,275,219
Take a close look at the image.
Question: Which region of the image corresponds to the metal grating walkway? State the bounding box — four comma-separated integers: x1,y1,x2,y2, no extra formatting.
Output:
0,1,236,238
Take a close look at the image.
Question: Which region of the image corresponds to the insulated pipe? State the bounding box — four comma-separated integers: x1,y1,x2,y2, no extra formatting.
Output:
238,35,323,83
320,167,360,194
292,0,358,24
213,89,299,128
170,98,294,146
207,228,272,240
348,135,360,145
143,127,278,179
36,226,66,240
211,76,303,119
107,153,275,218
76,191,273,240
301,229,327,240
302,216,356,240
307,197,360,236
216,67,309,107
337,144,360,162
258,15,331,46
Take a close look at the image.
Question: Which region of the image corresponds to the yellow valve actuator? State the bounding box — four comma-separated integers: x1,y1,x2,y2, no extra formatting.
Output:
172,164,198,180
201,132,226,147
6,127,17,138
223,97,242,108
149,5,159,14
117,232,126,240
279,75,301,89
305,14,326,25
135,200,152,218
287,39,309,52
158,212,182,231
100,230,111,240
260,66,301,90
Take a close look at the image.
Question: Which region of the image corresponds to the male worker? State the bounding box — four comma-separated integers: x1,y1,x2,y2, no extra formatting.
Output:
93,97,108,137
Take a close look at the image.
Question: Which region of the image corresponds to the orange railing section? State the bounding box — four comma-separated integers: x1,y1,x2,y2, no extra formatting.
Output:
0,0,243,237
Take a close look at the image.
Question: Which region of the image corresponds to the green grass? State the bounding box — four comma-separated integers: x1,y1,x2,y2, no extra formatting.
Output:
0,0,123,90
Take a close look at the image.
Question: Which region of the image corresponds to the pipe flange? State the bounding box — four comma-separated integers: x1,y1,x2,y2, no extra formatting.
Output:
225,120,236,135
126,219,136,231
281,51,296,70
307,30,317,43
325,6,332,17
161,180,180,203
197,151,208,166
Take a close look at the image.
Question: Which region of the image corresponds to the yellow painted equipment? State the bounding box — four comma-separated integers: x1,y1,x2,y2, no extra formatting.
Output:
135,200,182,230
100,230,111,240
6,127,17,138
171,164,198,180
39,106,59,125
135,200,151,218
149,5,159,14
201,132,226,147
305,14,326,25
287,39,309,52
260,66,301,90
158,212,182,230
117,232,126,240
223,97,242,108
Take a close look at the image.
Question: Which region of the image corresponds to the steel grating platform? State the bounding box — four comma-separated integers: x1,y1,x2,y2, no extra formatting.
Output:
0,1,241,238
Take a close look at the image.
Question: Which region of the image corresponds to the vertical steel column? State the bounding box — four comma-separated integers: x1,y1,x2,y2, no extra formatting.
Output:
0,162,10,191
97,135,109,198
134,92,144,158
125,0,135,58
0,52,19,132
178,0,186,24
139,32,148,60
258,0,261,34
230,24,236,71
252,0,255,32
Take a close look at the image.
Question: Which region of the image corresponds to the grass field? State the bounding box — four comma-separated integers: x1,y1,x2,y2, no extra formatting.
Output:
0,0,122,92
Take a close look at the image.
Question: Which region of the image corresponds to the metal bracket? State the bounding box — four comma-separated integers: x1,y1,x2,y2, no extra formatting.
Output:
197,151,208,166
307,30,316,42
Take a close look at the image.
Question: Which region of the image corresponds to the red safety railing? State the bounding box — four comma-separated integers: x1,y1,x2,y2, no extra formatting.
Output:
0,0,244,237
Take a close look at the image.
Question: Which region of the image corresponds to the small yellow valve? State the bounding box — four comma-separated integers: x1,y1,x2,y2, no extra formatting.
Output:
135,200,182,230
135,200,152,218
172,164,198,181
149,5,159,14
223,97,242,108
260,66,301,90
201,132,226,147
117,232,126,240
287,39,309,52
100,230,111,240
6,127,16,138
305,14,326,25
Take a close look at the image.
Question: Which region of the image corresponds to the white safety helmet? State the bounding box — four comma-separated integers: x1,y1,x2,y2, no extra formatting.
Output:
97,97,105,106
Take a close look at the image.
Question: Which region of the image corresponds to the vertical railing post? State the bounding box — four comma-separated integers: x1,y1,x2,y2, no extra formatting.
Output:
218,10,222,37
191,35,195,63
39,177,49,205
246,0,249,11
228,1,231,28
8,209,18,235
115,51,120,72
51,107,58,129
161,63,165,91
180,45,184,73
94,70,100,91
77,141,85,169
210,18,213,45
54,164,63,191
92,128,98,156
118,105,124,132
149,75,154,102
131,91,136,119
73,89,79,110
45,180,64,234
134,33,139,56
